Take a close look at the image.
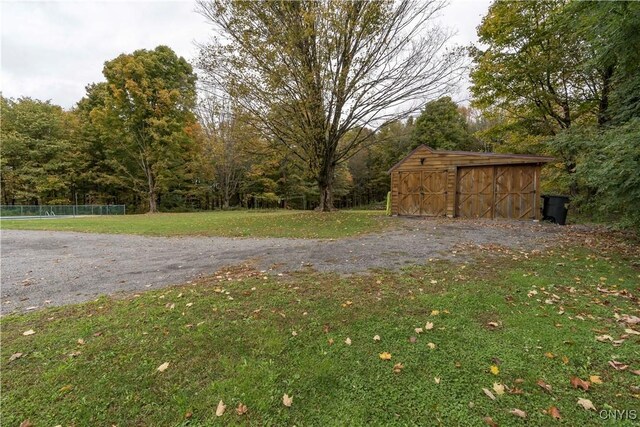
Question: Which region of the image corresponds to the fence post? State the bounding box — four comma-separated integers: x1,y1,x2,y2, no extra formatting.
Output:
39,205,42,217
123,205,126,215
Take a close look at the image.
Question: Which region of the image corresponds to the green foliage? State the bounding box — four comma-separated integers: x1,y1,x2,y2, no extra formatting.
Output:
470,0,598,135
471,0,640,229
0,97,82,205
577,120,640,229
411,97,478,151
87,46,198,212
346,120,413,207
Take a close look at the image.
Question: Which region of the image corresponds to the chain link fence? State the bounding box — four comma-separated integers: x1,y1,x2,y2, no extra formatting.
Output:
0,205,126,217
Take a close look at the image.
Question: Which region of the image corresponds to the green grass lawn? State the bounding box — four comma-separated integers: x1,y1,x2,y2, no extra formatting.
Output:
2,247,639,426
0,210,389,238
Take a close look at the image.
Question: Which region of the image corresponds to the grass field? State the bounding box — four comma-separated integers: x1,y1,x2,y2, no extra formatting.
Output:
2,246,639,426
0,210,388,239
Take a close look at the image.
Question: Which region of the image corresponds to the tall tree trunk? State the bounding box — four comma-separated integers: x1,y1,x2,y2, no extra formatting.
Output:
148,190,157,213
316,161,335,212
147,172,158,213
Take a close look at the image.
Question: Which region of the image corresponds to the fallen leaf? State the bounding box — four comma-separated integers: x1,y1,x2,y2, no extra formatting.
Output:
344,337,352,346
562,355,569,364
373,335,381,341
9,352,23,362
156,362,170,372
409,336,417,343
425,322,434,330
236,403,248,415
596,335,614,342
624,328,640,335
59,384,73,393
68,351,81,358
431,310,440,316
415,327,424,334
549,406,561,420
22,329,35,336
379,352,392,360
283,394,293,407
482,388,496,400
545,352,555,359
589,375,603,384
537,379,552,393
427,342,436,349
328,338,334,345
631,369,640,376
487,322,500,329
570,377,590,391
77,338,85,345
185,411,193,419
493,382,505,395
483,416,498,427
19,420,33,427
291,331,297,336
323,324,330,333
509,409,527,418
609,360,628,370
577,398,596,411
490,365,500,375
434,377,441,384
216,400,226,416
393,363,404,373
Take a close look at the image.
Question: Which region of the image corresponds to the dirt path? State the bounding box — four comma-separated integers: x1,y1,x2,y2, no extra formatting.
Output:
1,218,564,313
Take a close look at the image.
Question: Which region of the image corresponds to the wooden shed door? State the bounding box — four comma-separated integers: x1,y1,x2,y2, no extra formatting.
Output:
398,170,447,216
456,165,538,219
494,166,537,219
456,166,494,218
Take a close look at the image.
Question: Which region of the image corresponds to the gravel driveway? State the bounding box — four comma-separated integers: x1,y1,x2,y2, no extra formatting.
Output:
1,218,563,313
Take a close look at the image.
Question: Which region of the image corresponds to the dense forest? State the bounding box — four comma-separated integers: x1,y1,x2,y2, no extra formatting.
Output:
1,1,638,227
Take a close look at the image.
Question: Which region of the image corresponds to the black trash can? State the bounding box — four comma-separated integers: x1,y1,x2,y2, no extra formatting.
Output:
541,195,570,225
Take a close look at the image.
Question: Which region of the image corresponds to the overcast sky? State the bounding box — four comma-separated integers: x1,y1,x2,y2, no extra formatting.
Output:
1,0,491,110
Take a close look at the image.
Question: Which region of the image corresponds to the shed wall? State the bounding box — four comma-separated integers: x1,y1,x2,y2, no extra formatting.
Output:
389,147,545,220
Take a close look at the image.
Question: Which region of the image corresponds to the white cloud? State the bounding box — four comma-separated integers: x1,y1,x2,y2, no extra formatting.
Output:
1,0,212,108
1,0,490,110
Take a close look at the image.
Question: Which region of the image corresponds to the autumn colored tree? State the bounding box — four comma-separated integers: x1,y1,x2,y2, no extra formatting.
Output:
197,0,464,211
470,1,601,135
195,96,254,209
88,46,198,213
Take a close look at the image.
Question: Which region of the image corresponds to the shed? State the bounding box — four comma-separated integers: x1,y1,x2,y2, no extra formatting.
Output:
388,145,554,220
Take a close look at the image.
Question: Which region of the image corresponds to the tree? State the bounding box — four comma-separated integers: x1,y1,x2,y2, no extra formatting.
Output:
469,1,613,196
197,0,464,211
470,1,601,136
88,46,198,213
563,1,640,125
195,96,254,209
411,97,477,151
0,96,81,205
